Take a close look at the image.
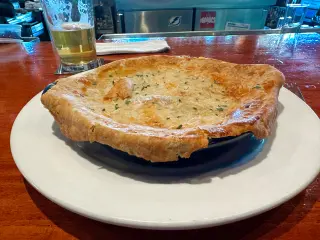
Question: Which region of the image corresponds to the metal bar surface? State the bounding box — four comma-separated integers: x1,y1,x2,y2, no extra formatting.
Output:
99,28,320,39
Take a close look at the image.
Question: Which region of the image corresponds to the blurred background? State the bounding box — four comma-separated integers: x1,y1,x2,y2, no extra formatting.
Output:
0,0,319,41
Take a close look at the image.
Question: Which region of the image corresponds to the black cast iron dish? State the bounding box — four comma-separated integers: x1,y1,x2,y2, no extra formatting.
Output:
43,83,265,177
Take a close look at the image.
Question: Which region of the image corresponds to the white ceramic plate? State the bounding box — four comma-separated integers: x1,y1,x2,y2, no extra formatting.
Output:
10,88,320,230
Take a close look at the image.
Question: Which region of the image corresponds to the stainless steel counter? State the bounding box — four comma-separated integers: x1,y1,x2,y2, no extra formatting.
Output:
99,28,320,39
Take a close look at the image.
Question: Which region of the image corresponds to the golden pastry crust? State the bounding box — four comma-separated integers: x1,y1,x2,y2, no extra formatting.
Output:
41,55,284,162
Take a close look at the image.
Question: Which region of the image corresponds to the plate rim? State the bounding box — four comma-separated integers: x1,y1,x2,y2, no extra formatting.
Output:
10,88,320,230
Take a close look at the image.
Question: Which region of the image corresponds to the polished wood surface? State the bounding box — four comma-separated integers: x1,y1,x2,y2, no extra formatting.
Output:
0,33,319,239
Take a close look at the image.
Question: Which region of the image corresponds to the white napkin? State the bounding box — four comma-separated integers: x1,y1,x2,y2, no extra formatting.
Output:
96,40,170,55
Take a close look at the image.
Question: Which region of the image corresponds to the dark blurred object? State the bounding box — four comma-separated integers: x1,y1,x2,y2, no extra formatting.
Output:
20,9,50,41
267,0,288,29
278,0,303,5
94,0,115,38
18,0,24,8
276,0,288,7
275,1,303,7
266,6,287,28
1,0,50,41
0,0,15,23
310,8,320,27
266,0,309,29
21,21,43,37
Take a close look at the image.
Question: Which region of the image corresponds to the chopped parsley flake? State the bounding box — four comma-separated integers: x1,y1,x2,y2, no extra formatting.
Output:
125,99,131,105
166,117,170,120
92,82,97,85
109,74,113,77
177,116,181,118
185,81,188,84
177,124,183,129
193,107,197,110
216,107,224,111
141,85,150,91
178,99,182,103
115,104,119,110
253,85,262,89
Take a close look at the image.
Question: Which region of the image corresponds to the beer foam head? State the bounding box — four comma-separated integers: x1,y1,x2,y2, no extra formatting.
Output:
61,22,91,31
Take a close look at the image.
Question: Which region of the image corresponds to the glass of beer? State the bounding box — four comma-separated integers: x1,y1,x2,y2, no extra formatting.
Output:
41,0,97,72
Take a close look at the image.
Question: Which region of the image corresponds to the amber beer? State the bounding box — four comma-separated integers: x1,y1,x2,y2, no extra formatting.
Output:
51,23,97,65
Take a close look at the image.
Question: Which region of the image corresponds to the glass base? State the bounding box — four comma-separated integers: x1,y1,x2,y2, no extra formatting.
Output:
55,58,105,75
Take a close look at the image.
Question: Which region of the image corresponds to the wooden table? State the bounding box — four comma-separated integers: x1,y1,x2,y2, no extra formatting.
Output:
0,33,319,239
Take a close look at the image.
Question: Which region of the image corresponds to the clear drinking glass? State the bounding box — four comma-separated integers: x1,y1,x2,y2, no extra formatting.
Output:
279,4,308,33
276,3,308,56
41,0,97,71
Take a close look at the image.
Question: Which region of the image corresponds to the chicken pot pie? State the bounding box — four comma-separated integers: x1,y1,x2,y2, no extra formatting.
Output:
41,55,284,162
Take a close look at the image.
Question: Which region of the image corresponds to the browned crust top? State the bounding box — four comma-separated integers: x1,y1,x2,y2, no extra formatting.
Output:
41,55,284,162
